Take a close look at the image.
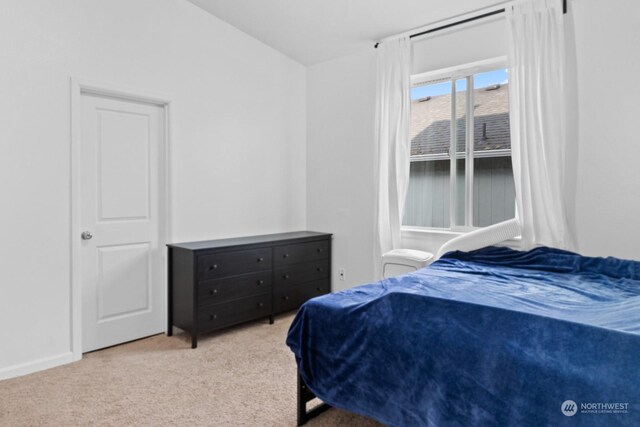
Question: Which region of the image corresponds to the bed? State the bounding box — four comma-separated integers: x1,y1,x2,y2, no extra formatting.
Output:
286,246,640,426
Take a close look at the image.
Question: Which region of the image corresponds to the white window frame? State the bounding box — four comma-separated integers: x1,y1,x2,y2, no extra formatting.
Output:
406,56,509,232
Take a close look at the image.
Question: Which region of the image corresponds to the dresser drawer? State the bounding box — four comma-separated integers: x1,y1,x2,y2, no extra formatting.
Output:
274,260,329,287
273,280,330,313
198,248,272,280
198,272,272,306
198,293,271,332
274,240,329,267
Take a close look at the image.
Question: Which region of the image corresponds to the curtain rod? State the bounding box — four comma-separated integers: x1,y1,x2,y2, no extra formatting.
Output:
374,0,567,48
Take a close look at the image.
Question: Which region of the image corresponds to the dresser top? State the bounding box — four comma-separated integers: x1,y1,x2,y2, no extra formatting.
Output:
167,231,332,251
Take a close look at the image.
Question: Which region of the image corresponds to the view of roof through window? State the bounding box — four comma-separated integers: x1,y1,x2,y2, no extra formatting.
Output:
410,69,510,157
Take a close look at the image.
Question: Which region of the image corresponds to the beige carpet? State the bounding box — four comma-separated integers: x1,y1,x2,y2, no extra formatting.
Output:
0,314,383,426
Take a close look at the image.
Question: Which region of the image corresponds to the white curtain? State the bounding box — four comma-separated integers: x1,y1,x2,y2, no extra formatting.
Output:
374,36,412,277
506,0,574,250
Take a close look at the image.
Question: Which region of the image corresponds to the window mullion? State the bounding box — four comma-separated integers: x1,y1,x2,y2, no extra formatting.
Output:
449,79,457,230
465,75,475,227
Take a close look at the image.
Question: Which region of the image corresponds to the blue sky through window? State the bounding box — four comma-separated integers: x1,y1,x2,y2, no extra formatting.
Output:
411,69,508,100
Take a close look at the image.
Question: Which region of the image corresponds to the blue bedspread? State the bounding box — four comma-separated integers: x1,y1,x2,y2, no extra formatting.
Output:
286,246,640,426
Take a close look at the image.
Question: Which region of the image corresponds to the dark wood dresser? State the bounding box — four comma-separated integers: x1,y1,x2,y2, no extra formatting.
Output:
167,231,332,348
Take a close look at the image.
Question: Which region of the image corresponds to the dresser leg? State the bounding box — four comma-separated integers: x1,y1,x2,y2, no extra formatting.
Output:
269,315,274,325
191,334,197,349
167,248,173,337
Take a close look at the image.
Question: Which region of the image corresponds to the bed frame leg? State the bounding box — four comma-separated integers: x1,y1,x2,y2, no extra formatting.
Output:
297,373,331,426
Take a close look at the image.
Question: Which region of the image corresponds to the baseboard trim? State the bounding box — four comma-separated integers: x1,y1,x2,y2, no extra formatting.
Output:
0,352,74,381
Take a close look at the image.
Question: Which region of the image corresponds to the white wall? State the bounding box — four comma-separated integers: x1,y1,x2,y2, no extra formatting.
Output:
0,0,306,378
306,50,377,290
412,16,507,75
572,0,640,260
306,0,640,282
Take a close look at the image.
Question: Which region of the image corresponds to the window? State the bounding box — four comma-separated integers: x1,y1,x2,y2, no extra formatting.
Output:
404,60,516,230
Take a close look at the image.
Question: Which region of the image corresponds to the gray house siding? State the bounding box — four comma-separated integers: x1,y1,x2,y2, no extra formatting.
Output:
404,156,515,228
473,156,516,227
404,160,451,228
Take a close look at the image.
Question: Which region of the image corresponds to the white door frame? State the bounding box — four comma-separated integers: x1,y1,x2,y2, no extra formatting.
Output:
70,78,172,361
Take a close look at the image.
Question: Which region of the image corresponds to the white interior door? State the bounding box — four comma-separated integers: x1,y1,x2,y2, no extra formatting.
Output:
80,93,164,353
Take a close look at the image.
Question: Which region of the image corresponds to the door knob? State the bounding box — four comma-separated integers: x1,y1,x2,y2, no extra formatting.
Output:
81,231,93,240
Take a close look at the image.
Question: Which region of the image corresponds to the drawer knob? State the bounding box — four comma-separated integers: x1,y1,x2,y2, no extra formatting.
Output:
284,296,290,301
209,289,218,296
317,248,323,253
208,264,218,271
257,257,264,262
283,253,289,258
283,274,289,280
257,280,264,285
209,314,217,320
258,302,264,308
317,267,323,272
316,287,322,291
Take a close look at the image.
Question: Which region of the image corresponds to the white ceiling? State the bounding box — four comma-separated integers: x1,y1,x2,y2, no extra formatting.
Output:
187,0,507,66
